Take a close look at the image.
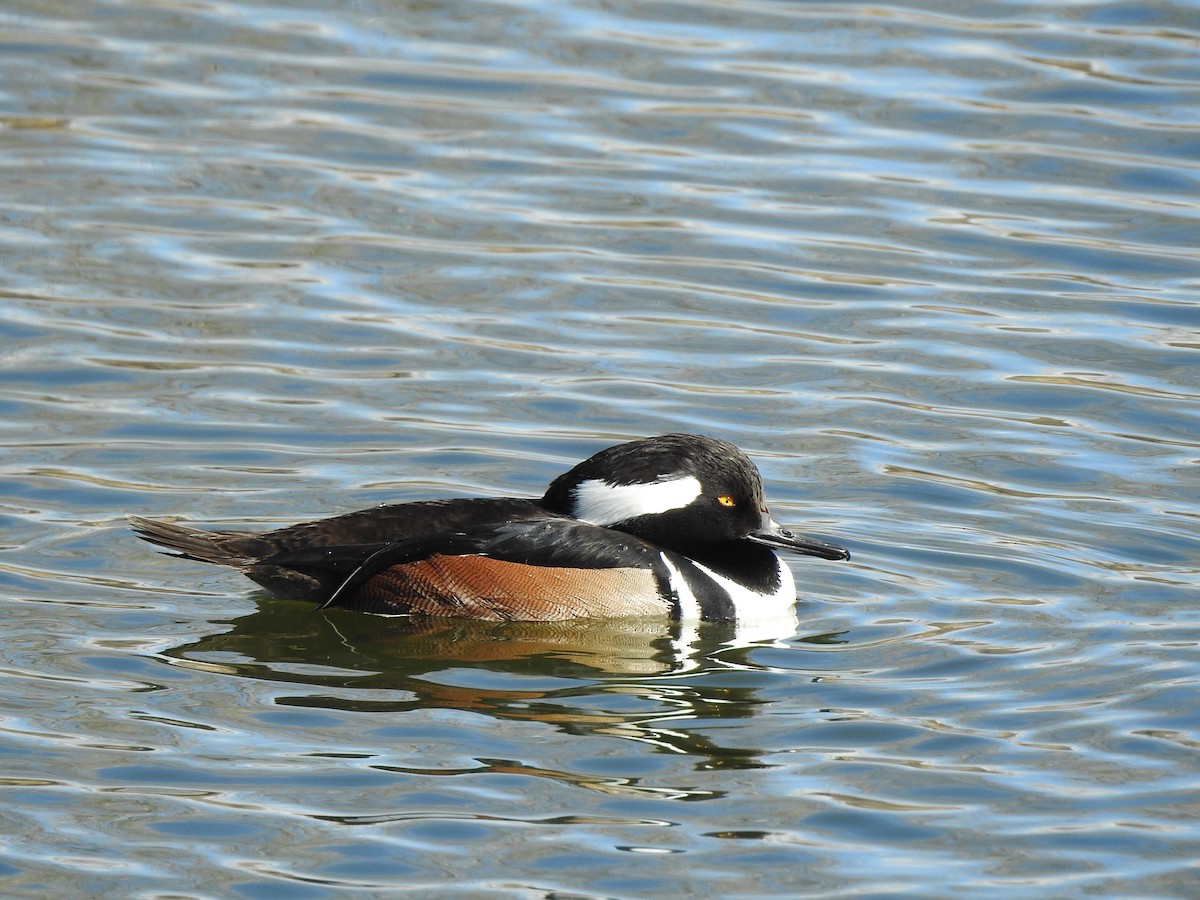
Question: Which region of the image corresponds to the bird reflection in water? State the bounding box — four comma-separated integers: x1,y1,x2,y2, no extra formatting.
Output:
162,597,847,785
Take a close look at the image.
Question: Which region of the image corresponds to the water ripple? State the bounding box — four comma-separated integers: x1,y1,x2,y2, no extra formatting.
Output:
1,0,1198,895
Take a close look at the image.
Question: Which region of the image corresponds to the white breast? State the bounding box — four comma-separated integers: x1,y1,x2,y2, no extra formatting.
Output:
658,552,797,625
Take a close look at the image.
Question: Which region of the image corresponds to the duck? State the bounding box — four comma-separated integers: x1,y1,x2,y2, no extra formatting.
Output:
131,433,848,622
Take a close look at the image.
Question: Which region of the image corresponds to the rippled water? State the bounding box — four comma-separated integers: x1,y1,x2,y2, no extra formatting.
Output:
2,0,1198,895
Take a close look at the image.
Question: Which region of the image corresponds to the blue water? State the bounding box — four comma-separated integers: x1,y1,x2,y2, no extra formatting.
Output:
1,0,1198,896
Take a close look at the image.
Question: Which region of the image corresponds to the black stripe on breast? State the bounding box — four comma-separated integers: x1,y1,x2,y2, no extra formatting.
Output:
660,540,786,622
669,554,738,623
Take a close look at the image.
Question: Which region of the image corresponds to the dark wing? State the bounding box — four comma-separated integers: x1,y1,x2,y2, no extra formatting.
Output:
320,520,675,621
131,499,562,603
131,515,394,601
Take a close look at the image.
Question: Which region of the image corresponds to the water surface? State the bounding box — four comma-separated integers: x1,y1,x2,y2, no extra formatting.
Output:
1,0,1198,896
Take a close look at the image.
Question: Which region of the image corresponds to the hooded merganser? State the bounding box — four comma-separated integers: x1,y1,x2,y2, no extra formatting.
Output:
131,433,849,622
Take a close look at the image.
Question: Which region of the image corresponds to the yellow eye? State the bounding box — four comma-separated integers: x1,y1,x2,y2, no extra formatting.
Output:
717,495,736,508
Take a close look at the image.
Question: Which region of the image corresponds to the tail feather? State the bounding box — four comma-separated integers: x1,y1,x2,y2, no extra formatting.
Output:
128,515,256,568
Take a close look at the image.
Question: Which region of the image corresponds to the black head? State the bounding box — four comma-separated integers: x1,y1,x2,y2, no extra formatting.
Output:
542,433,849,560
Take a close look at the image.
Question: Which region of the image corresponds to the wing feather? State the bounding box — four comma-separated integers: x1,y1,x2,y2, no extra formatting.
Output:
324,520,672,620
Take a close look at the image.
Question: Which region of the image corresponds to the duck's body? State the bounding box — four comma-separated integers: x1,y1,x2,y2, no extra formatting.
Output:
132,433,848,622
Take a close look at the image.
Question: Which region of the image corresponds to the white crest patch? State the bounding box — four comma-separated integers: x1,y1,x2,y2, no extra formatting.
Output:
572,475,702,526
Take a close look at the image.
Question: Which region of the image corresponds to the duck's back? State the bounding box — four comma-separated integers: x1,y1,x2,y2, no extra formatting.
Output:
132,498,561,602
